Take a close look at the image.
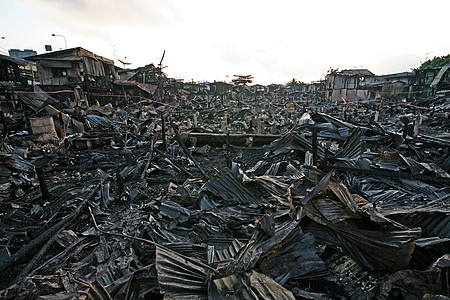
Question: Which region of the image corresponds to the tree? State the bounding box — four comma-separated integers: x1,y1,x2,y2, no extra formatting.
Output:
285,78,305,90
419,54,450,70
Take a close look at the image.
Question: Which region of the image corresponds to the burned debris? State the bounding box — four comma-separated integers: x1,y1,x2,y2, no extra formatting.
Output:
0,49,449,299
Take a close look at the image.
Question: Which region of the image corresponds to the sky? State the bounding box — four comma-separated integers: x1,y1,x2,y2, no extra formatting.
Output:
1,0,449,85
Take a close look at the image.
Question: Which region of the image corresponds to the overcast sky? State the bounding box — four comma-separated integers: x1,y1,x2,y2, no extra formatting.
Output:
1,0,449,84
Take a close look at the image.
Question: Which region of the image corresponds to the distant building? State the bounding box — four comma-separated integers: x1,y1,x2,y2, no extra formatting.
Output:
325,69,375,101
414,64,450,97
364,72,415,100
8,49,37,59
210,81,232,95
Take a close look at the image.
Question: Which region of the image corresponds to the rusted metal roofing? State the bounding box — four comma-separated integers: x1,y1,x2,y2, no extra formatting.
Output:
339,69,375,76
26,47,114,65
0,54,29,66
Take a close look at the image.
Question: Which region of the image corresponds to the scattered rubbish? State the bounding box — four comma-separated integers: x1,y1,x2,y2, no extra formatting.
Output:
0,51,449,299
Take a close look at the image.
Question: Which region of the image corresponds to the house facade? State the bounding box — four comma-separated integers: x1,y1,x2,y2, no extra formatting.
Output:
325,69,375,101
364,72,415,100
27,47,117,105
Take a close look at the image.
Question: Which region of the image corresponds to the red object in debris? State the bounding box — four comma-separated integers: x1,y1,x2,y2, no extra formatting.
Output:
341,97,349,104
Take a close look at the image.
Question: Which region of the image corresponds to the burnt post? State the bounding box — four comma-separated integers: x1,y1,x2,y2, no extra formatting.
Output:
59,112,66,138
116,168,125,194
312,128,318,166
402,117,408,139
36,167,50,199
0,111,8,136
321,144,329,171
160,112,167,151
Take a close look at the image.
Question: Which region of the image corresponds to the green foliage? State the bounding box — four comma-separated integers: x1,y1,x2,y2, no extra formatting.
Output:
419,54,450,70
286,78,305,90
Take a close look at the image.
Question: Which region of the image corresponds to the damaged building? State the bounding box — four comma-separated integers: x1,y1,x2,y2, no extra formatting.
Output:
325,69,376,101
27,47,118,106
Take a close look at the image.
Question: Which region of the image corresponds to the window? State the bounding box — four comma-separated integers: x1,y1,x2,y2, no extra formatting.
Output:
52,68,68,77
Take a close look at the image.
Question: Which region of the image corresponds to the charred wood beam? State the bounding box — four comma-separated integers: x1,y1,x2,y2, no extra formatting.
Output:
170,121,210,181
181,133,281,147
160,112,167,151
50,164,127,172
154,148,193,177
35,167,50,199
140,140,154,189
312,129,318,166
11,226,65,285
0,181,101,274
116,168,125,194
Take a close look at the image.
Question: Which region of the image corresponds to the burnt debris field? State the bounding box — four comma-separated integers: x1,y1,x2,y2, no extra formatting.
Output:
0,52,449,299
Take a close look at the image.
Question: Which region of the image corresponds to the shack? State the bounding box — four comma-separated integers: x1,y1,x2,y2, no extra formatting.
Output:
27,47,117,105
0,54,35,114
325,69,375,101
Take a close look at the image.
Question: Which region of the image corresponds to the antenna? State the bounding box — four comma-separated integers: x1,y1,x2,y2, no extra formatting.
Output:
159,50,166,69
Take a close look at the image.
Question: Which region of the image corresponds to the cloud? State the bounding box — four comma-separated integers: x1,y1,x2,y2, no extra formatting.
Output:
18,0,180,42
19,0,179,26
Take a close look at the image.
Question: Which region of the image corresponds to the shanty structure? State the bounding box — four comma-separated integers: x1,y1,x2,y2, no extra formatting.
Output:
325,69,375,101
27,47,117,105
364,72,415,100
0,54,35,113
210,81,232,95
414,64,450,97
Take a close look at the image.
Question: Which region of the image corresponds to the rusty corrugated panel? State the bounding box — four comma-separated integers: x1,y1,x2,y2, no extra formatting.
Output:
211,210,327,280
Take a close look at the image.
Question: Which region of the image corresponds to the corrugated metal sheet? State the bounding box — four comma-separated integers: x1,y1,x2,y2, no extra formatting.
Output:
205,169,260,205
85,115,110,129
83,57,106,77
334,127,363,160
258,229,329,280
387,210,450,239
267,132,325,158
156,246,208,299
285,163,305,179
2,153,35,174
430,65,450,87
208,239,245,264
304,220,422,271
208,270,295,300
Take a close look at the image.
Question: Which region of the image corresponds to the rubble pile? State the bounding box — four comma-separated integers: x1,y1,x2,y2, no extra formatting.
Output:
0,90,448,299
0,50,449,299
